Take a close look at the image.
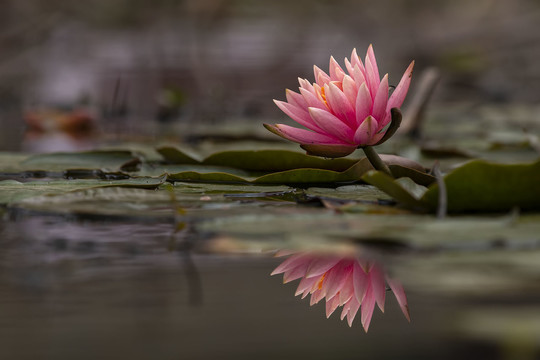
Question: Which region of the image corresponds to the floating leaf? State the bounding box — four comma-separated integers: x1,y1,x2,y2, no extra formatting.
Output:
361,171,428,210
203,150,358,172
363,159,540,212
156,146,201,164
0,176,166,205
422,159,540,212
164,154,431,186
19,151,140,172
167,171,249,183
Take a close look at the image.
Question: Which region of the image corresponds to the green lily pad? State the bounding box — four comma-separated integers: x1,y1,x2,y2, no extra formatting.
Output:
363,159,540,212
422,158,540,212
157,146,358,172
361,171,428,210
156,146,201,164
164,154,432,186
19,151,140,172
0,176,166,204
203,149,358,172
168,171,249,183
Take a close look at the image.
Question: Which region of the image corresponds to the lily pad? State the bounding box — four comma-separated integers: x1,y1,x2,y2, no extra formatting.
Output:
156,146,201,164
422,158,540,212
203,150,358,172
0,176,166,204
363,159,540,212
164,154,432,186
19,151,140,172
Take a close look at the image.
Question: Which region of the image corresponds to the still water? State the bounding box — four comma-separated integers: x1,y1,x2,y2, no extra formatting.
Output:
2,208,538,360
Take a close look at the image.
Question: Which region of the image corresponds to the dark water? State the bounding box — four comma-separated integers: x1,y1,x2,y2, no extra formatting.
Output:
2,211,536,360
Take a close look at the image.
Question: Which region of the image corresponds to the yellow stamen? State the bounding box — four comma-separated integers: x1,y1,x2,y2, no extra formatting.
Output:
317,273,327,290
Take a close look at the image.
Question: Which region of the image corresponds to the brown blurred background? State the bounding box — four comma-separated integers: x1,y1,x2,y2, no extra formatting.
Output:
1,0,540,150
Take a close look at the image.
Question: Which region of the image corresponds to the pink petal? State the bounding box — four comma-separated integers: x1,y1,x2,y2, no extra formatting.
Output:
355,83,372,126
344,57,354,77
369,264,387,313
372,74,389,123
308,107,355,143
298,78,316,94
312,84,327,106
366,44,380,83
310,288,326,305
329,56,346,82
340,300,351,321
314,65,331,87
274,249,296,257
305,257,341,278
273,100,324,133
366,131,386,146
324,262,353,300
353,116,379,145
264,124,344,145
342,75,358,107
286,89,309,109
326,295,341,318
350,48,366,75
295,275,320,297
378,111,391,132
387,278,411,322
365,54,380,98
283,260,310,283
300,88,327,110
338,275,354,305
351,65,367,88
361,284,376,332
325,83,357,128
346,296,361,327
270,254,308,275
353,261,369,303
387,60,415,110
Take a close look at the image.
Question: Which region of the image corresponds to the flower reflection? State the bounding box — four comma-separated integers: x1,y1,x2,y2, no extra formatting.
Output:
271,252,410,332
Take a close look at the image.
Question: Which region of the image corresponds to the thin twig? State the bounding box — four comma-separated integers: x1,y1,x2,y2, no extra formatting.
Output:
399,67,441,139
432,161,447,219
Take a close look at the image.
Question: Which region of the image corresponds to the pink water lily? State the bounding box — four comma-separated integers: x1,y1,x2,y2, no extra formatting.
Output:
265,46,414,158
271,252,410,332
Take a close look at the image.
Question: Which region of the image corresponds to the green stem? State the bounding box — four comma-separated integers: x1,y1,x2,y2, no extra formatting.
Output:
362,146,393,177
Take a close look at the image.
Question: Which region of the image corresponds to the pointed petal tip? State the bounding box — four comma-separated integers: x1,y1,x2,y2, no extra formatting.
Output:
404,305,411,322
263,123,277,132
407,60,415,75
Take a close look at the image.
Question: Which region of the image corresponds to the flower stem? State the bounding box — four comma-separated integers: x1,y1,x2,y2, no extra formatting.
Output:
362,146,393,177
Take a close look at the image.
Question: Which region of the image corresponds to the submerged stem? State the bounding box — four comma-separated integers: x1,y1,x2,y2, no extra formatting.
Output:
362,146,393,177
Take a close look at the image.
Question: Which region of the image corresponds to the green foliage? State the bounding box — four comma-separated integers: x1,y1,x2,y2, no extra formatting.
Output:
363,159,540,212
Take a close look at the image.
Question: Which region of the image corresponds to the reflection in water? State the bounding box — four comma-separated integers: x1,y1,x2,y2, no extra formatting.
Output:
271,252,410,332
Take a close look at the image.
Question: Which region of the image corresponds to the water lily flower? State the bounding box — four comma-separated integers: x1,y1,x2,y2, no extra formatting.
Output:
265,46,414,158
271,252,410,332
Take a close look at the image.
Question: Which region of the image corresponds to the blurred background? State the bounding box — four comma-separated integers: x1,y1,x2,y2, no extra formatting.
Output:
1,0,540,151
2,2,540,359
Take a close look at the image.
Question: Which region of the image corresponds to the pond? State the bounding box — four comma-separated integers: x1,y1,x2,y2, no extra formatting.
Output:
1,211,537,360
1,103,540,359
